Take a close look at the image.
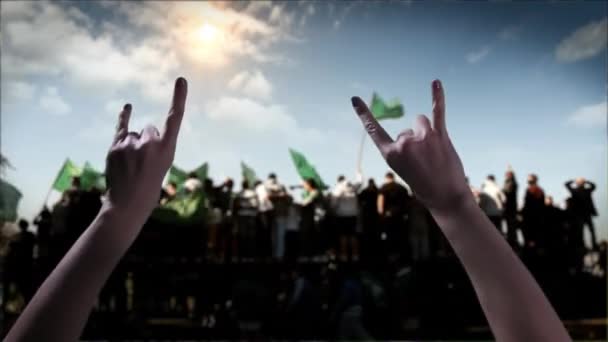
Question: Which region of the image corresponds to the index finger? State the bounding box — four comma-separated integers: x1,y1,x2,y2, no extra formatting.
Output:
351,96,393,154
161,77,188,147
431,79,446,134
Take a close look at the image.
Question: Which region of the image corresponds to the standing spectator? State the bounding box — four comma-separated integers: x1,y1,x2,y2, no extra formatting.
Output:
407,196,431,262
565,177,598,250
265,173,290,260
255,179,274,259
300,178,321,259
6,220,36,301
233,180,259,261
330,175,360,262
479,175,506,233
503,166,519,247
522,174,545,249
216,178,235,261
358,179,379,261
184,172,203,194
377,172,409,259
33,206,52,271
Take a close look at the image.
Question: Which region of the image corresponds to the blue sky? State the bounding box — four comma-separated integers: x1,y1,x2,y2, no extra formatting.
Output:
1,1,606,239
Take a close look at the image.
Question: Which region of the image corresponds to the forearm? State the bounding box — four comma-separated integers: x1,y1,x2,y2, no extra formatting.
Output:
430,197,570,341
6,203,145,342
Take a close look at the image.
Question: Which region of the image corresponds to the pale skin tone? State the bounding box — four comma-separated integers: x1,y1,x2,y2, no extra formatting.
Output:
7,78,570,342
5,77,187,342
351,79,570,341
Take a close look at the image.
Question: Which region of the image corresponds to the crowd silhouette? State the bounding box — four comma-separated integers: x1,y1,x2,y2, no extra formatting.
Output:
1,166,605,339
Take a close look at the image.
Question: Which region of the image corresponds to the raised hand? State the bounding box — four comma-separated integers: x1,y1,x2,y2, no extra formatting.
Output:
351,79,473,212
105,77,188,220
5,77,189,342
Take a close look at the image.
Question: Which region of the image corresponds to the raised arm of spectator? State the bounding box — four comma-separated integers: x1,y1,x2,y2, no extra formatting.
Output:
565,180,575,192
586,180,596,191
5,78,188,342
350,79,570,342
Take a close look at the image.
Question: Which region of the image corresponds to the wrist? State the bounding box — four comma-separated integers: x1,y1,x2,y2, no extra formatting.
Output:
98,199,148,230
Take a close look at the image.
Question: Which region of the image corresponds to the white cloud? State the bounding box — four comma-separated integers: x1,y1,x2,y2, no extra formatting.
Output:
227,70,273,100
39,87,71,115
498,26,521,41
556,17,607,63
567,101,607,128
466,45,491,64
2,81,37,102
0,1,299,104
206,97,295,132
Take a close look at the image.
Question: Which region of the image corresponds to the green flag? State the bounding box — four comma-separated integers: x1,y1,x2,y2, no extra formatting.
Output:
168,165,188,185
288,148,326,189
80,162,104,191
151,190,206,225
52,158,81,192
193,163,208,183
0,178,22,222
370,93,404,120
241,161,257,187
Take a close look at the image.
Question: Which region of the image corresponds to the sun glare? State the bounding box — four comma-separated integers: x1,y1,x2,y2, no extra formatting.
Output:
197,23,219,42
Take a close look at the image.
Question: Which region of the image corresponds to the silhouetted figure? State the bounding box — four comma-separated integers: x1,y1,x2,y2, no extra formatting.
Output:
50,192,70,266
6,219,36,301
407,196,431,263
330,175,360,262
503,168,519,247
542,196,567,269
479,175,505,233
565,178,598,249
255,179,274,259
358,179,379,261
378,172,409,259
521,174,545,249
216,178,235,261
265,173,290,260
300,178,321,258
563,197,585,272
233,180,259,260
33,206,52,267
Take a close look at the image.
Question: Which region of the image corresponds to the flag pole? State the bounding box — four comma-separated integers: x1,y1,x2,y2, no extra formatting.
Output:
356,128,366,175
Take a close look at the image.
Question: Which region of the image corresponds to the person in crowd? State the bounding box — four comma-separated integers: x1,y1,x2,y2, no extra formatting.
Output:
33,206,53,270
6,78,571,342
184,172,203,194
255,179,274,259
407,195,431,263
300,178,321,259
265,173,290,260
160,181,178,205
215,178,235,261
233,180,259,261
521,173,545,249
503,165,519,247
358,178,379,262
330,175,360,262
563,197,586,271
479,175,506,233
542,196,568,268
377,172,409,259
49,192,70,266
565,177,598,250
6,219,36,302
200,178,223,260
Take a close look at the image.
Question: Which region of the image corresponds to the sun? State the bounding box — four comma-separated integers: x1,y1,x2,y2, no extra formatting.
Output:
197,23,219,43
